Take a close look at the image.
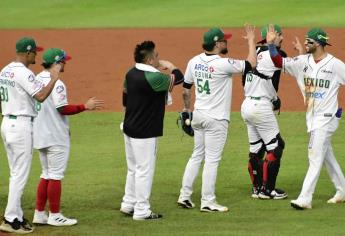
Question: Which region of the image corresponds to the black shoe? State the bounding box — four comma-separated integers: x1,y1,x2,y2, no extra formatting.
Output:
0,218,33,234
133,212,162,221
258,188,288,200
21,217,34,230
144,212,162,220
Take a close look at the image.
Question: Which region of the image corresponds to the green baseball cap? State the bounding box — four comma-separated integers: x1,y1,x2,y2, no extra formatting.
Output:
16,37,43,53
203,28,232,45
43,48,72,64
306,28,331,46
261,24,282,38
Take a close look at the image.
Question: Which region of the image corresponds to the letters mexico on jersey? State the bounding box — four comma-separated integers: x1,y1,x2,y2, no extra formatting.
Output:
184,53,245,120
282,54,345,132
33,71,69,149
0,62,43,116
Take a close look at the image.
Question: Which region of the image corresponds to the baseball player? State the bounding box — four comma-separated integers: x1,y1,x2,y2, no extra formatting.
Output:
0,37,61,234
32,48,104,226
120,41,184,220
267,25,345,209
177,25,256,212
241,25,287,200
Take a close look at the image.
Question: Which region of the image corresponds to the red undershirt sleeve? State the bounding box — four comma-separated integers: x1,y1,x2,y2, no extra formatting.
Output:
57,104,86,115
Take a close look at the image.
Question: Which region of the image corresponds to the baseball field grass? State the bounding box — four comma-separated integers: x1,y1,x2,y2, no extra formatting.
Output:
0,112,345,236
1,0,345,28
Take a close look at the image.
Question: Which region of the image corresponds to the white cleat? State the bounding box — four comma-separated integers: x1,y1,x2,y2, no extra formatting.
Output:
177,196,195,209
120,207,134,216
200,200,229,212
47,213,77,226
290,199,312,210
32,210,48,224
327,194,345,204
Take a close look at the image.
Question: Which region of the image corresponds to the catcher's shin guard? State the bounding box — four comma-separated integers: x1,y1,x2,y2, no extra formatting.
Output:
262,135,284,192
248,151,264,189
262,152,280,192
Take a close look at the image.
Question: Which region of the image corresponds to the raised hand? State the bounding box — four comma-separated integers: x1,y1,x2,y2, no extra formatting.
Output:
85,97,105,110
292,36,305,55
243,24,256,42
49,63,62,81
266,24,277,44
159,60,177,71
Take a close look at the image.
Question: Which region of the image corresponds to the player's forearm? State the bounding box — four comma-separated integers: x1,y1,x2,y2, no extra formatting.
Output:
57,104,86,115
182,88,191,111
34,79,58,102
268,43,283,68
246,39,257,68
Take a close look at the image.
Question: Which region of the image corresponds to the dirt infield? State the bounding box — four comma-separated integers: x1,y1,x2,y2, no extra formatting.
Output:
1,28,344,111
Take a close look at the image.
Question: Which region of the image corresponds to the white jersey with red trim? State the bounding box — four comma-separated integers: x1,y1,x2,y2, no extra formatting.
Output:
283,53,345,132
33,70,69,149
184,53,245,121
0,62,42,116
243,50,280,100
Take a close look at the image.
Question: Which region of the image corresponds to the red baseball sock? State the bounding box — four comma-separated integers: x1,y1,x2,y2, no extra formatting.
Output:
48,180,62,213
36,178,49,211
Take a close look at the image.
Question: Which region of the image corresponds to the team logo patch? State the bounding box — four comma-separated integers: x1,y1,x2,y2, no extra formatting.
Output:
209,66,214,73
33,80,44,90
303,65,308,73
258,54,263,60
56,85,64,93
59,94,66,102
28,74,35,82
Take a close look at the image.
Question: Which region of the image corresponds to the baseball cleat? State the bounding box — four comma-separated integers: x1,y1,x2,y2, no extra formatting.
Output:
327,194,345,204
133,212,163,221
258,188,288,200
0,218,34,234
290,199,312,210
47,213,77,226
33,210,48,224
177,197,195,209
200,201,229,212
120,207,134,216
251,186,259,199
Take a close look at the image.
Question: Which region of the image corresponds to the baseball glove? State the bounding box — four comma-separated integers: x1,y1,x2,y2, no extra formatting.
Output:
177,111,194,137
272,96,281,114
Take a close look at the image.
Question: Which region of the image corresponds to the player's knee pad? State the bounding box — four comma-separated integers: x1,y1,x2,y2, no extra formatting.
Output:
249,139,266,159
267,133,285,160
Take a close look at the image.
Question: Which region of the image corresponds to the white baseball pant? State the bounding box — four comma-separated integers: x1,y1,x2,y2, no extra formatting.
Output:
296,116,345,205
241,98,279,151
179,110,228,203
38,145,70,180
121,134,158,219
1,116,34,222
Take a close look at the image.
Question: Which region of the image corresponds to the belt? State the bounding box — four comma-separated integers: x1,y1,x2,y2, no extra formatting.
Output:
249,96,261,100
7,115,34,122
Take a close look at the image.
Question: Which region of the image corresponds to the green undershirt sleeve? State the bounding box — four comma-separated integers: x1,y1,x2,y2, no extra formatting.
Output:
145,71,170,92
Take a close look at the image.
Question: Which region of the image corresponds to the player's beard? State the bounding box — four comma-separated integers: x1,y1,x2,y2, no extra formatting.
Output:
220,48,228,55
306,46,316,54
